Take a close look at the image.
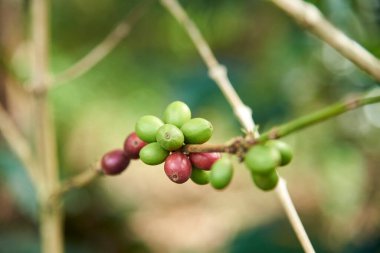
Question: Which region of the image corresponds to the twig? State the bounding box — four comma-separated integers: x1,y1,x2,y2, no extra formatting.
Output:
270,0,380,82
183,94,380,153
50,0,153,88
258,95,380,142
275,178,315,253
51,165,103,200
160,1,314,251
160,0,256,134
0,103,39,186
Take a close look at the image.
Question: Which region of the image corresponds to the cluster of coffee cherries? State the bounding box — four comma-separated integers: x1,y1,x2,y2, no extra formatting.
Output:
101,101,293,191
244,140,293,191
101,101,233,189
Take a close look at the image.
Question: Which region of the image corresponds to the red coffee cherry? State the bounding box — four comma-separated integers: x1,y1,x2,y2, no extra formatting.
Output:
189,152,221,170
123,132,146,159
164,152,192,184
101,149,130,175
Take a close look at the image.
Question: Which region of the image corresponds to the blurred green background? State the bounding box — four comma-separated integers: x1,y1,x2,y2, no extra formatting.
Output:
1,0,380,252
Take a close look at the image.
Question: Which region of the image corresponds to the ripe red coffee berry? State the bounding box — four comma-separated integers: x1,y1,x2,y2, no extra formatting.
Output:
164,152,192,184
189,152,221,170
123,132,146,159
101,149,130,175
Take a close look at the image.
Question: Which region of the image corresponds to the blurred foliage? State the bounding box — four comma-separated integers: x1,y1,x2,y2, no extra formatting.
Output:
1,0,380,252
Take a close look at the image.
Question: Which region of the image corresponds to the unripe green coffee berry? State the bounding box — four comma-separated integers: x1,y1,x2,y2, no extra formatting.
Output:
163,101,191,128
139,142,169,165
251,170,279,191
181,118,213,144
266,140,293,166
135,115,164,143
244,145,281,175
191,168,210,185
210,157,233,190
156,124,184,151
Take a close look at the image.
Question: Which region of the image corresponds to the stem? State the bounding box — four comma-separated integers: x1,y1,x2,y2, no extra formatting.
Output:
31,0,63,252
50,0,153,88
258,95,380,142
160,1,314,251
0,103,39,186
51,165,103,200
160,0,256,134
184,95,380,154
275,178,315,253
270,0,380,82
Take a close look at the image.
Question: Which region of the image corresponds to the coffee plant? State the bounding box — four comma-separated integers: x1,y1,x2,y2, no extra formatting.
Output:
0,0,380,252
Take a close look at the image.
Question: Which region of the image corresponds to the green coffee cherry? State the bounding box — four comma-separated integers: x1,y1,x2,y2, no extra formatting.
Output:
156,124,184,151
251,170,279,191
139,142,169,165
163,101,191,128
181,118,213,144
191,168,210,185
135,115,164,143
244,145,280,175
210,157,233,190
266,140,293,166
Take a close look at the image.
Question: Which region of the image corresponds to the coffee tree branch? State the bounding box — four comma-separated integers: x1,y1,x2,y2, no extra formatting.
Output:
270,0,380,82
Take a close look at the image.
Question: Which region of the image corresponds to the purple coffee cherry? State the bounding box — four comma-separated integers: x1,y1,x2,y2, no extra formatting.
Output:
101,149,130,175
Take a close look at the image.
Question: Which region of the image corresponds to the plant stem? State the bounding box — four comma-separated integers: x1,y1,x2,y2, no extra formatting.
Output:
258,95,380,142
31,0,63,252
50,0,153,89
275,178,315,253
270,0,380,82
160,1,314,251
51,165,103,200
53,95,380,201
184,94,380,153
0,103,39,186
160,0,256,133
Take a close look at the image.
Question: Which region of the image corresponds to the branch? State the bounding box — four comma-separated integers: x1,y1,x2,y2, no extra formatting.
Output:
183,94,380,153
0,103,39,186
275,178,315,253
51,164,103,200
270,0,380,82
160,2,314,249
160,0,256,134
258,95,380,142
50,0,153,88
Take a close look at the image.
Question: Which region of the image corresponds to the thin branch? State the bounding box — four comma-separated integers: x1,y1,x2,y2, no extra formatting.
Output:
160,2,314,251
258,95,380,142
160,0,256,134
183,94,380,153
50,0,153,88
0,103,39,186
275,178,315,253
270,0,380,82
51,165,103,200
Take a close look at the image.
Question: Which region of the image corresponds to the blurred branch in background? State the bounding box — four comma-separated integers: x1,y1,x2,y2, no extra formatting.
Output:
50,0,154,89
0,103,39,186
270,0,380,82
